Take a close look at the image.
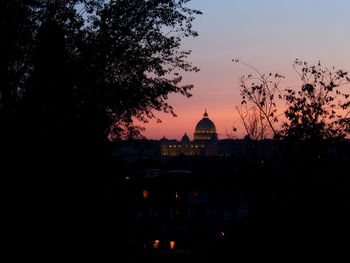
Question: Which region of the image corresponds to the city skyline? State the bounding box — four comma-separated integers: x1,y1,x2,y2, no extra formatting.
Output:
140,0,350,140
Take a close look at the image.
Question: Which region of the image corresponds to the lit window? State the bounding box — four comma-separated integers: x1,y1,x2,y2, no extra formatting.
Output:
169,241,176,250
175,191,180,199
143,190,149,199
153,240,160,249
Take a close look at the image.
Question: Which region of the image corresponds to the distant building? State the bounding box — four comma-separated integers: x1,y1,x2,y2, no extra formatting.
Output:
161,110,218,156
193,109,218,141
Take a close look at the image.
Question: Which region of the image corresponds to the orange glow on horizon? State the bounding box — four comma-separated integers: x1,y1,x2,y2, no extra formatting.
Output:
138,104,288,140
135,55,350,141
135,0,350,141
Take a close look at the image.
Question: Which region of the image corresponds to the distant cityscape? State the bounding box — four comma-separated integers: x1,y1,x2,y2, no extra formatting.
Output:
113,109,350,161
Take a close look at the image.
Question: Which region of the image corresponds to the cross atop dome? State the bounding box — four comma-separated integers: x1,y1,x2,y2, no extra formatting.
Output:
203,109,208,118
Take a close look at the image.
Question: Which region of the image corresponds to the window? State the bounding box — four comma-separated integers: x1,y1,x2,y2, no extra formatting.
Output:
169,241,176,249
153,240,160,249
143,190,149,199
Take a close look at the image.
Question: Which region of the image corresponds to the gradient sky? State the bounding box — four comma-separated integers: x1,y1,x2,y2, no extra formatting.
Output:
141,0,350,140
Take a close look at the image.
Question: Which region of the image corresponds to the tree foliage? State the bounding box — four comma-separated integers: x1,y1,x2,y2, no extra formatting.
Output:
1,3,202,254
234,60,283,139
234,59,350,140
0,0,201,141
282,59,350,139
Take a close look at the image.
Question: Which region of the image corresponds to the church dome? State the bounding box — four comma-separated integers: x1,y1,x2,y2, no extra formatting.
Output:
194,110,218,141
181,133,190,142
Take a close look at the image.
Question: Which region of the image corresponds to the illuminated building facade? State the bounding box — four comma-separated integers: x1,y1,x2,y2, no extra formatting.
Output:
161,110,218,156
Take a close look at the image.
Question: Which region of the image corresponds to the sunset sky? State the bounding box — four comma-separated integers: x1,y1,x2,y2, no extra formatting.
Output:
142,0,350,140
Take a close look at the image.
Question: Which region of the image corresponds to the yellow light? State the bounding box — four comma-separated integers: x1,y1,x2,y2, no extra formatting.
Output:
153,240,160,249
169,241,175,250
175,191,180,199
220,232,225,237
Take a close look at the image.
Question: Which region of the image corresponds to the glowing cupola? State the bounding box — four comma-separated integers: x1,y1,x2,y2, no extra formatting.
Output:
193,110,218,141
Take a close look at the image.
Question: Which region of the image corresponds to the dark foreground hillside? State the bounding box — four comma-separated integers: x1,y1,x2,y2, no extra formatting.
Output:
103,139,350,262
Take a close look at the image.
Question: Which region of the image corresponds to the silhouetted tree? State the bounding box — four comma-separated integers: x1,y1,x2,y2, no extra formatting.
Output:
233,59,283,139
1,1,201,259
234,59,350,140
1,0,201,142
0,1,33,113
0,1,38,160
282,59,350,139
